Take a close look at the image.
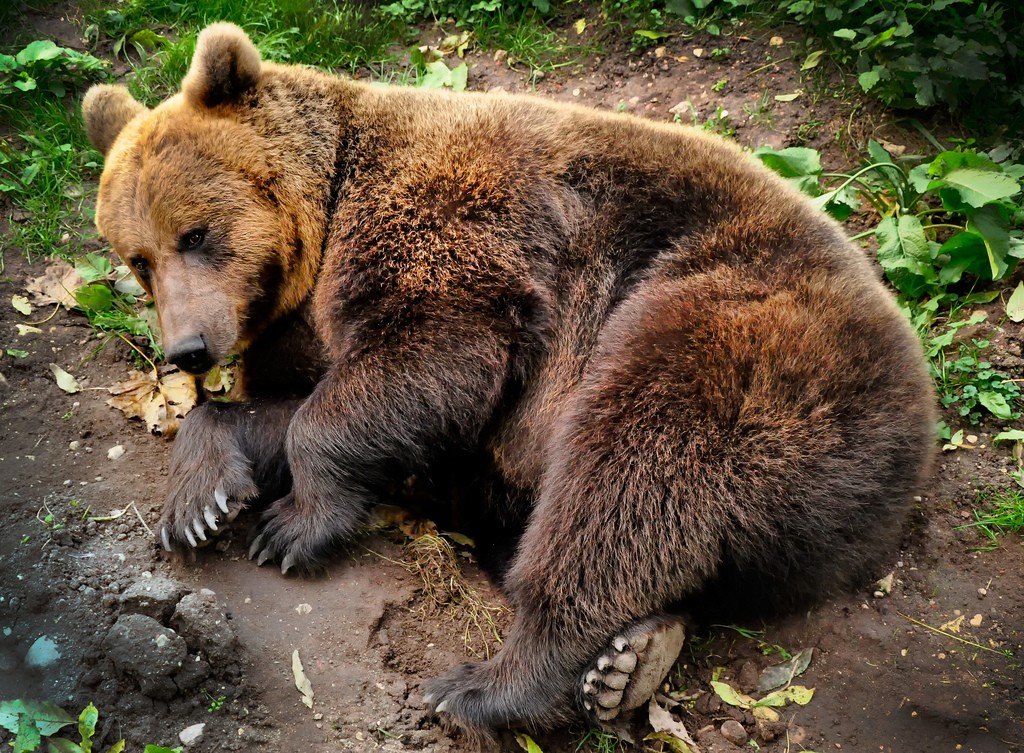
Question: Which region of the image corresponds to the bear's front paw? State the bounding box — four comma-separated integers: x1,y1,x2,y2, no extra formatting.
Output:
423,661,523,732
247,492,346,575
160,406,259,552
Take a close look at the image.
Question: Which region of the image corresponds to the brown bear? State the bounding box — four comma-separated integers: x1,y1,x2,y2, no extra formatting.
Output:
82,23,936,733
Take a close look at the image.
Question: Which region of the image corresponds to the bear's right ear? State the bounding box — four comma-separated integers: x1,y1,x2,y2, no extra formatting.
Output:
181,23,262,109
82,84,148,157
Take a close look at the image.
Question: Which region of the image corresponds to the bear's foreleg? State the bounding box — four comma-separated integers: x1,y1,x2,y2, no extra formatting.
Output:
248,327,511,574
159,399,301,550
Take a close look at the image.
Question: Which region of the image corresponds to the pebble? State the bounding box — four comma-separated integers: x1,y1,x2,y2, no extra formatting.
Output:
69,441,80,451
179,722,205,746
978,587,988,598
720,719,748,746
25,636,61,669
970,614,983,627
107,445,125,460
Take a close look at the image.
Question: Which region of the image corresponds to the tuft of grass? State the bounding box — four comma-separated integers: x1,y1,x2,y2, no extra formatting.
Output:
575,728,625,753
956,487,1024,550
407,533,507,659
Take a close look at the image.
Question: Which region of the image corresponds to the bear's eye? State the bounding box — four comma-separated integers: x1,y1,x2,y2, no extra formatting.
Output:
130,257,150,277
180,228,207,252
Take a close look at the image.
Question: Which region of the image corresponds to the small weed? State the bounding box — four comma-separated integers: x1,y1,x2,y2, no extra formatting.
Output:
934,339,1021,425
956,487,1024,549
795,116,824,144
712,77,728,92
703,105,735,137
201,688,227,713
714,624,792,660
742,88,773,128
709,46,731,61
575,728,623,752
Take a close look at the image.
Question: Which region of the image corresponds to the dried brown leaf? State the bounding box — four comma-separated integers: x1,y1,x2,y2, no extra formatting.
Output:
107,368,197,436
25,261,86,309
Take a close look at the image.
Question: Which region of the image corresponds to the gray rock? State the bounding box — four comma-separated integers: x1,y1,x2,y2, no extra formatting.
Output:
171,589,238,667
179,722,205,746
121,575,188,622
105,614,187,699
25,636,61,669
720,719,748,746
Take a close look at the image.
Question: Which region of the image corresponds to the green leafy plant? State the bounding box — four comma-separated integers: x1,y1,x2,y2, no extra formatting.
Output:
934,337,1021,425
0,41,107,100
774,0,1023,121
0,701,124,753
956,486,1024,549
73,252,162,358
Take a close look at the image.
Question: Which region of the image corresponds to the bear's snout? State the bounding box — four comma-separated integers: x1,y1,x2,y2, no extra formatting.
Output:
166,333,214,374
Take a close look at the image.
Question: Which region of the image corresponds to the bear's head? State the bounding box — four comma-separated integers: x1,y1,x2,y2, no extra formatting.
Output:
83,24,301,374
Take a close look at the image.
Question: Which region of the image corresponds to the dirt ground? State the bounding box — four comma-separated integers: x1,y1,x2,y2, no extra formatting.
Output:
2,7,1023,753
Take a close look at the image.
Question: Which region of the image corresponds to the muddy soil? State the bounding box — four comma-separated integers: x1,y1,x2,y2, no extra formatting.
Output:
2,7,1023,753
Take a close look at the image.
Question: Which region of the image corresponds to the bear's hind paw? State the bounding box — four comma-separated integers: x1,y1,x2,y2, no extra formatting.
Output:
581,615,686,723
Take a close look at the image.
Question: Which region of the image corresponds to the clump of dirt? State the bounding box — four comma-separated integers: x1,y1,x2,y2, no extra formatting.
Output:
1,7,1022,753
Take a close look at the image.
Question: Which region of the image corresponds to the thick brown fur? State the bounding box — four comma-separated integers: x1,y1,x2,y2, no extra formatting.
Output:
83,24,937,732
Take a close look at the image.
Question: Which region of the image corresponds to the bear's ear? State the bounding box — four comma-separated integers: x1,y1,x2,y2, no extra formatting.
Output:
82,84,148,157
181,23,262,108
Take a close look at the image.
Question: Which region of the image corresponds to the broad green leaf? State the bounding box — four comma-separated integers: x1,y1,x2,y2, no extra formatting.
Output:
75,253,114,282
937,231,988,285
753,146,821,178
74,284,114,313
514,734,544,753
103,741,126,753
16,40,62,65
644,732,696,753
710,680,754,708
78,704,97,753
756,684,815,707
801,49,825,70
15,715,41,753
967,204,1012,280
867,139,894,165
875,215,935,296
635,29,672,40
47,740,87,753
858,69,881,92
449,63,468,93
833,28,857,40
993,430,1024,444
978,391,1013,420
6,349,29,359
0,701,74,736
939,169,1020,209
1007,283,1024,323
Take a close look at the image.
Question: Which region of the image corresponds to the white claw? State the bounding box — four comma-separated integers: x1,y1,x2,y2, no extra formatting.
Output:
256,548,273,567
193,518,207,541
214,484,229,514
248,534,264,560
583,681,596,695
613,636,629,653
280,553,296,575
204,507,219,531
185,527,197,548
583,700,593,711
597,655,612,671
161,527,172,552
434,700,449,714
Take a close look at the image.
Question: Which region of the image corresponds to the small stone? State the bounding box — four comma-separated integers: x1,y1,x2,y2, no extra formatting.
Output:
769,36,784,46
25,636,61,669
978,588,988,598
107,445,125,460
68,441,80,451
493,49,507,65
654,47,667,58
692,47,704,58
572,88,581,96
970,614,983,627
179,722,206,746
720,719,748,746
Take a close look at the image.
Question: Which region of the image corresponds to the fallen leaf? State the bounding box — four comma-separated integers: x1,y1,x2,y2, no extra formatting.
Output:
6,349,28,359
756,647,814,693
291,649,314,708
25,261,86,309
16,325,42,336
202,363,235,394
874,572,895,596
939,615,965,634
50,364,81,393
368,504,439,539
756,684,814,707
647,697,700,752
107,368,198,436
515,733,545,753
711,680,756,708
12,294,32,316
1007,282,1024,323
574,18,587,35
774,91,801,102
801,50,825,70
644,731,697,753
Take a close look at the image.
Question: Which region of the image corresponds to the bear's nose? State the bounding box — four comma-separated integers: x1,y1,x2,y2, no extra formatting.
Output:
166,334,214,374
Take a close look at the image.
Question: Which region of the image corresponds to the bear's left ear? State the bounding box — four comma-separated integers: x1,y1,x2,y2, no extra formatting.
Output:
181,22,262,108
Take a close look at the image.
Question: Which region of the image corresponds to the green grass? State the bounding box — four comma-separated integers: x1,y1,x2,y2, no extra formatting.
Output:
957,487,1024,550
